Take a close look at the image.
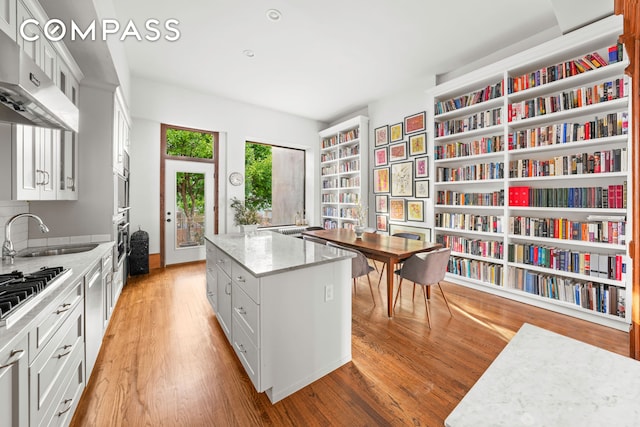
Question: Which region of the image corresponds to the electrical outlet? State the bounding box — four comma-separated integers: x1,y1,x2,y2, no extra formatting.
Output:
324,284,334,302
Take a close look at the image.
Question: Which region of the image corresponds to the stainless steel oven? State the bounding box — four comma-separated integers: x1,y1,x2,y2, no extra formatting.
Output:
114,213,129,271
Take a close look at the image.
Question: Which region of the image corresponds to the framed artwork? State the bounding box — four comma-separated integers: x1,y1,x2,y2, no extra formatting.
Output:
408,133,427,156
389,198,406,221
374,125,389,147
389,224,432,242
375,195,388,213
415,155,429,179
391,161,413,197
390,122,404,142
376,214,389,232
389,141,407,162
415,180,430,198
374,147,388,167
404,111,426,134
373,167,390,194
407,200,424,222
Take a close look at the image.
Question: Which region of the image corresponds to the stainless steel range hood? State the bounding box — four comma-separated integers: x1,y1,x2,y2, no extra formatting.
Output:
0,31,79,132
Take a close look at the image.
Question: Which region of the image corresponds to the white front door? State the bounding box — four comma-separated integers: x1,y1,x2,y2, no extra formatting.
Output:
165,159,214,265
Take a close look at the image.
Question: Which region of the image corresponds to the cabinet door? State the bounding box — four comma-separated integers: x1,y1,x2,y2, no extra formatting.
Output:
0,0,16,41
0,334,29,427
216,267,232,340
13,124,40,200
38,128,57,200
41,38,58,85
113,101,124,174
16,1,39,65
57,130,77,200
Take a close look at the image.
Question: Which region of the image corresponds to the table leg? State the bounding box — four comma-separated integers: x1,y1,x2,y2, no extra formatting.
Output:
386,258,396,317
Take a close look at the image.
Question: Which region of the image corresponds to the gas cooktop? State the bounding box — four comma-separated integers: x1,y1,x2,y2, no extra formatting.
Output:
0,266,73,328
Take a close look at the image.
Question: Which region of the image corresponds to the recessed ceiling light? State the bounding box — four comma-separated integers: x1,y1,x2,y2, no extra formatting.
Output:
243,49,255,58
266,9,282,22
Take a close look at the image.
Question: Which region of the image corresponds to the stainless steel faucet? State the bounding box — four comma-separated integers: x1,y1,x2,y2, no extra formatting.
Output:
2,213,50,264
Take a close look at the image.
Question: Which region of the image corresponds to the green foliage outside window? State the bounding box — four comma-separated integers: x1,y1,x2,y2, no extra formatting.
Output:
166,129,213,159
245,143,272,210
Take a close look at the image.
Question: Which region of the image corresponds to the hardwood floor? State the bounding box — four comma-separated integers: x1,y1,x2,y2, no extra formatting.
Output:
70,261,629,426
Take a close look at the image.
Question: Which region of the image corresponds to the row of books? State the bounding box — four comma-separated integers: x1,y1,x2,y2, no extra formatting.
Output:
508,112,629,150
340,159,360,173
340,208,359,219
507,43,624,93
321,194,338,203
321,164,338,176
340,176,360,188
320,152,337,163
448,257,504,286
436,234,504,260
339,145,360,158
508,184,626,209
435,212,504,233
434,135,504,160
434,81,504,115
508,243,627,280
436,189,504,206
340,193,360,204
437,162,504,182
322,207,338,217
322,178,338,189
508,148,627,178
434,107,502,137
339,128,360,143
321,135,338,149
507,268,625,317
323,219,338,229
509,215,626,245
508,78,626,121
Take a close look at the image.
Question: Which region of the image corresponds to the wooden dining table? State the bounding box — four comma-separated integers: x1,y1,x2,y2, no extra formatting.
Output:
302,229,442,317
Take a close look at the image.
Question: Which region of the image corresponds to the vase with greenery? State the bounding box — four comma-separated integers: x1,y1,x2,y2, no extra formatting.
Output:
230,197,262,233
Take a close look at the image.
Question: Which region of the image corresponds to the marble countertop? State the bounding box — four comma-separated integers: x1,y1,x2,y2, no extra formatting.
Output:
0,241,114,350
445,323,640,427
205,231,355,277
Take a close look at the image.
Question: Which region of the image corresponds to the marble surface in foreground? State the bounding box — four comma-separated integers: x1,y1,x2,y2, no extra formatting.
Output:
206,231,354,277
446,323,640,427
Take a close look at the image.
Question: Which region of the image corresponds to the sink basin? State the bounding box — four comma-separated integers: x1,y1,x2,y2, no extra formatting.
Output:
17,243,99,257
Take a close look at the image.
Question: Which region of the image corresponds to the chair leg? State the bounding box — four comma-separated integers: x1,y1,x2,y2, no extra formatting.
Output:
438,282,453,317
393,277,404,311
377,263,386,287
412,283,416,301
422,286,431,328
353,278,356,294
366,274,376,305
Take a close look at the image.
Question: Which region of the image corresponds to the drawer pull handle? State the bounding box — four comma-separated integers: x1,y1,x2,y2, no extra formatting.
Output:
56,303,72,314
238,344,247,353
58,399,73,416
237,306,246,315
225,283,232,295
0,349,25,369
217,259,225,264
57,345,73,359
235,276,246,283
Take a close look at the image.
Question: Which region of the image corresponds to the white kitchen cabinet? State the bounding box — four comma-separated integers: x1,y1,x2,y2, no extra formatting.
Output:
206,233,353,403
16,0,39,65
12,125,58,200
113,89,130,175
0,332,29,427
102,252,113,331
84,260,102,380
205,241,217,310
0,0,16,41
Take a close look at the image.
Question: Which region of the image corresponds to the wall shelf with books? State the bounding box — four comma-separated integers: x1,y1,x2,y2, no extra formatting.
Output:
428,15,632,330
319,116,369,230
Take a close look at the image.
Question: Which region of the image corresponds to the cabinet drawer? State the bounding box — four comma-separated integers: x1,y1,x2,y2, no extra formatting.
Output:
206,241,215,264
0,333,28,427
206,270,217,311
46,350,85,427
231,262,260,303
215,247,232,276
29,278,83,363
232,285,259,348
30,301,84,427
232,318,260,392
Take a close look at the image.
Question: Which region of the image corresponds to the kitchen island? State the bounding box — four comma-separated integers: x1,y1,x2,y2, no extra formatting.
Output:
205,231,355,403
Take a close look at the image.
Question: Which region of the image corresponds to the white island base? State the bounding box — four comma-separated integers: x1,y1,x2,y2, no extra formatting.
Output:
206,232,355,403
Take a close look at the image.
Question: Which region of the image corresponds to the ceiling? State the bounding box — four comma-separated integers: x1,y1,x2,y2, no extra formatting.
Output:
48,0,614,124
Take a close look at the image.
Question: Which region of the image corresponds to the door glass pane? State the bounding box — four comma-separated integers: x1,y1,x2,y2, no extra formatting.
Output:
175,172,205,248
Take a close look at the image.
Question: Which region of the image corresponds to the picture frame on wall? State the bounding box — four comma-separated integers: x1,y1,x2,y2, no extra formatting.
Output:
404,111,426,134
389,141,407,162
390,122,404,142
376,214,389,232
389,198,406,221
415,155,429,179
373,167,390,194
389,224,432,242
415,180,430,198
374,147,388,167
375,194,388,213
391,161,413,197
407,200,424,222
408,132,427,156
374,125,389,147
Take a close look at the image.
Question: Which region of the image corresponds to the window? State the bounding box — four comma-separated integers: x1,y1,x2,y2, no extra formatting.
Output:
245,142,305,227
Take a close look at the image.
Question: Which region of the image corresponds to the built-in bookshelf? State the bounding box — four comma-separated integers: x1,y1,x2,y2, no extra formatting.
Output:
319,116,369,230
428,15,632,330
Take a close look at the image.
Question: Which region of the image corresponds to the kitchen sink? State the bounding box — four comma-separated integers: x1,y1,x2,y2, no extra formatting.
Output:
17,243,99,257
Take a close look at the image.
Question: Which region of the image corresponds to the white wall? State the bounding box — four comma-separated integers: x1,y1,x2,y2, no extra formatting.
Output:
129,77,324,254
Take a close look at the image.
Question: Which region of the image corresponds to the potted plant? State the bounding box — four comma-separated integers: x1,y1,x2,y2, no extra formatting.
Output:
353,203,368,238
230,197,262,234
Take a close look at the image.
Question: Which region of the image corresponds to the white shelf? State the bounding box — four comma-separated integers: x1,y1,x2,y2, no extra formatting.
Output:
429,15,632,329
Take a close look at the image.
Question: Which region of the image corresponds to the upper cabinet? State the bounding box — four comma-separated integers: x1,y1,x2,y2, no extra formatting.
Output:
0,0,17,41
113,88,130,176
